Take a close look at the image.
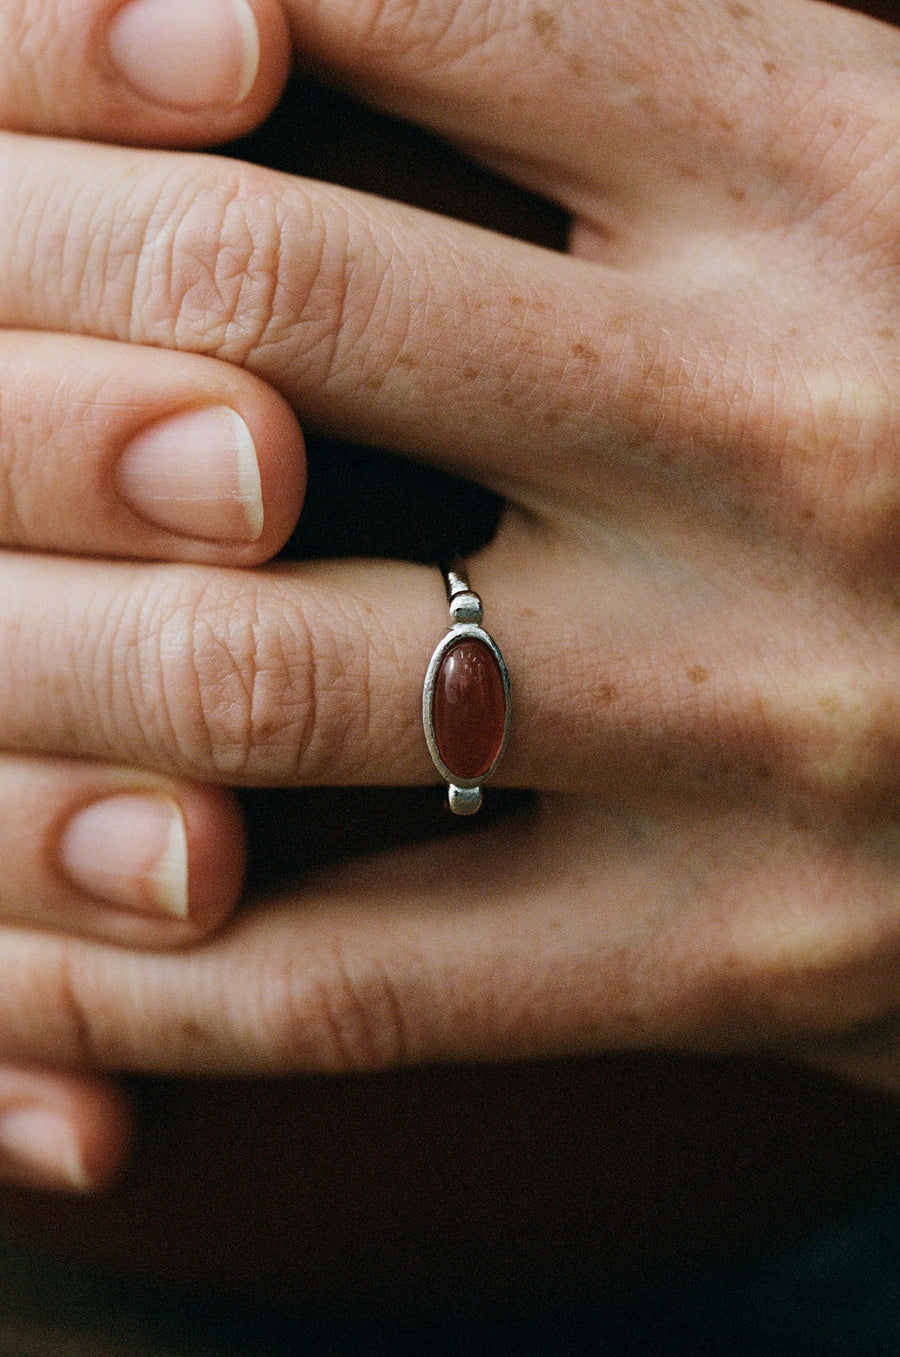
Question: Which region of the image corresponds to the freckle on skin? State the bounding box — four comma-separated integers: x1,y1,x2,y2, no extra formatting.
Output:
571,341,601,362
531,7,559,43
727,2,752,21
598,684,619,705
179,1019,208,1044
687,665,710,685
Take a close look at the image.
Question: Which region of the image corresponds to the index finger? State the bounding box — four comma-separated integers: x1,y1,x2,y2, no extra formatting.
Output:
0,133,659,495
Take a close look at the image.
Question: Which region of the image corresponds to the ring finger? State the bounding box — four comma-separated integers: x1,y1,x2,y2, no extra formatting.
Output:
0,528,891,808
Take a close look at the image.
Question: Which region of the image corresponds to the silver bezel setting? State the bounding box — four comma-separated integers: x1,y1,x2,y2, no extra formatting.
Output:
423,572,511,814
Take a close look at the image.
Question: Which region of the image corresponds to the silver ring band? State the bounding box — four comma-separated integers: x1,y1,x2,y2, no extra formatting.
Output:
423,569,511,815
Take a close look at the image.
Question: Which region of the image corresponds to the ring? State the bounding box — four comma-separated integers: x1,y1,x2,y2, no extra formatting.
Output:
423,568,511,815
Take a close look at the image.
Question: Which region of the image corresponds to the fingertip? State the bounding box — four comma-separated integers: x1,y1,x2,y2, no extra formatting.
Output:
242,383,307,563
42,768,248,947
56,782,249,940
0,1068,133,1194
92,0,292,147
179,784,247,937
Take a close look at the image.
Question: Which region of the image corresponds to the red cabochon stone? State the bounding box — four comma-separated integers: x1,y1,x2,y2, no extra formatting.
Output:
433,638,506,781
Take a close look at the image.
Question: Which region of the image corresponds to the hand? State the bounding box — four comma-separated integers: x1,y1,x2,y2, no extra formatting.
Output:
0,0,899,1187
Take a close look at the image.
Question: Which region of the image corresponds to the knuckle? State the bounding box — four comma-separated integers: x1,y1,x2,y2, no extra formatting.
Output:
127,161,408,400
140,576,308,780
127,573,368,783
131,164,292,365
336,0,493,73
769,671,899,805
272,937,414,1073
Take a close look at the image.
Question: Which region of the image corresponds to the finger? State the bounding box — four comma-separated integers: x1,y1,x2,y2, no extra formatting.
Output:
0,0,290,146
0,1063,130,1191
0,756,245,946
0,333,304,563
0,792,897,1075
0,543,892,810
284,0,900,216
0,133,684,494
0,133,891,537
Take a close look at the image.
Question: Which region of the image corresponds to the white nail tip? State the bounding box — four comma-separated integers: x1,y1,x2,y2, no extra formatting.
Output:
231,408,265,541
231,0,261,104
153,801,190,920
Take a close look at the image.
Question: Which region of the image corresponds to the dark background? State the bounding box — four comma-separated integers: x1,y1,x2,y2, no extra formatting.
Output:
4,13,900,1349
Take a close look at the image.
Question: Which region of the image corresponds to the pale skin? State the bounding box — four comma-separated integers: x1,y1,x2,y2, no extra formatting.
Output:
0,0,896,1193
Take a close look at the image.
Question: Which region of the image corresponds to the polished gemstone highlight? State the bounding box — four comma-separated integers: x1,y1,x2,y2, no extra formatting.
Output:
433,638,507,781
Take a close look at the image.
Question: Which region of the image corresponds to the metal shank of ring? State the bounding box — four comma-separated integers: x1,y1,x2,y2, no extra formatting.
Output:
422,569,511,815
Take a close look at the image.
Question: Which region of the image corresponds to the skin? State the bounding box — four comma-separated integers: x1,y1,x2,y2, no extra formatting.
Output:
0,0,895,1197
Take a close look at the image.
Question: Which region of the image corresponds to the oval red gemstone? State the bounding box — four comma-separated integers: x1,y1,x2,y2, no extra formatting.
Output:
433,638,506,781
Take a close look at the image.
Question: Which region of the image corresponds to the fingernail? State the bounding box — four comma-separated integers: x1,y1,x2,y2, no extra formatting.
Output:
107,0,260,111
0,1106,90,1192
117,406,264,544
59,794,189,920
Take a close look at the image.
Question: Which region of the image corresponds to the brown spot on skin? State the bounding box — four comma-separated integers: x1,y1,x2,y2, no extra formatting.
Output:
728,186,747,203
542,409,562,426
571,341,601,362
598,684,619,705
567,55,587,77
762,60,777,75
607,315,628,335
687,665,710,685
878,328,896,342
531,7,559,45
727,2,752,21
676,163,702,182
462,366,479,381
179,1019,210,1045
